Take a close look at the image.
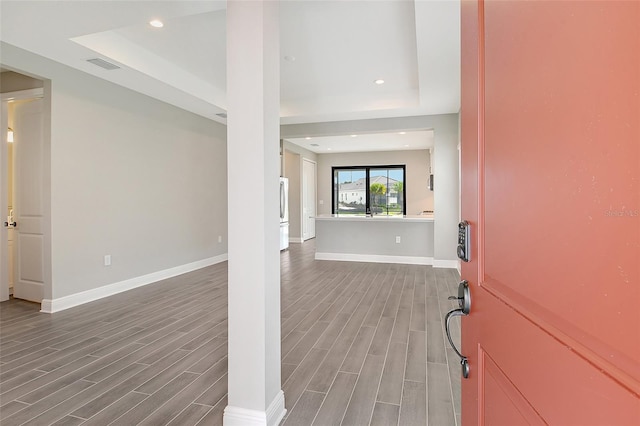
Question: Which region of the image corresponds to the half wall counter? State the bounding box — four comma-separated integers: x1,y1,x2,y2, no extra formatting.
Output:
314,215,435,265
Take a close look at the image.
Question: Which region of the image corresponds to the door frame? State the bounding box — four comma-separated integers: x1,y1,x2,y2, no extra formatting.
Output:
1,88,46,303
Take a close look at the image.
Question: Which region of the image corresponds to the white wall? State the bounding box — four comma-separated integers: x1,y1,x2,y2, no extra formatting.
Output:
284,150,301,240
2,42,228,301
315,219,434,260
282,140,317,241
433,117,460,264
316,149,433,215
283,113,460,265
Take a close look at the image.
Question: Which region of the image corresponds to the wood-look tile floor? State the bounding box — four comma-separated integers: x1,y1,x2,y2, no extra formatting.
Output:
0,241,461,426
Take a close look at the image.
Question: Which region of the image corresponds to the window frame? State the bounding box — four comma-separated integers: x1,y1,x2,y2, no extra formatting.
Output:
332,165,407,216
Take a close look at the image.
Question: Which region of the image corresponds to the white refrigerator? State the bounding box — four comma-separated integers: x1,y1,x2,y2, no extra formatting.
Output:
279,177,289,250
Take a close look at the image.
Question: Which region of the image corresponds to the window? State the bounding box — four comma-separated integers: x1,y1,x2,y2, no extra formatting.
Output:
332,165,406,216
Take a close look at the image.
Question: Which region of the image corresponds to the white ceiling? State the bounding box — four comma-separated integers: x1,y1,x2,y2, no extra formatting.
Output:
287,130,434,154
0,0,460,152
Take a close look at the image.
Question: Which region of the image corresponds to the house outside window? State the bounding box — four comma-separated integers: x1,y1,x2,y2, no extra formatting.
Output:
332,165,406,216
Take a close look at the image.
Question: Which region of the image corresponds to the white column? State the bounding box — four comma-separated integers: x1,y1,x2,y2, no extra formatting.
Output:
224,1,285,426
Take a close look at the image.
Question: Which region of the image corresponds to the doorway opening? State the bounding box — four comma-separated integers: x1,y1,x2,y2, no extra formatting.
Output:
1,70,46,304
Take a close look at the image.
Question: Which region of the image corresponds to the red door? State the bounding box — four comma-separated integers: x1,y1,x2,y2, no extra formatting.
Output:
460,1,639,424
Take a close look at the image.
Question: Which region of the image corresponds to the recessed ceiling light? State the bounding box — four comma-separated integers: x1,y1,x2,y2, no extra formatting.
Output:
327,148,332,150
284,55,296,62
149,20,164,28
374,79,385,85
398,131,406,135
305,137,311,140
350,134,357,138
404,144,410,147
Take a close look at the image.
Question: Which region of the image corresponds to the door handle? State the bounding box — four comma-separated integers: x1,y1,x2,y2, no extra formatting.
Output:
448,279,471,314
445,280,471,378
4,221,16,228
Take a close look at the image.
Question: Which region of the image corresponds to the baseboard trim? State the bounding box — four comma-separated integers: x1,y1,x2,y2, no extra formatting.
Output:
315,252,433,266
433,259,460,269
40,253,228,313
289,237,304,244
223,390,286,426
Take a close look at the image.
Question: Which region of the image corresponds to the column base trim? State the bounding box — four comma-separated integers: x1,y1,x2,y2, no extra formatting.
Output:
223,390,286,426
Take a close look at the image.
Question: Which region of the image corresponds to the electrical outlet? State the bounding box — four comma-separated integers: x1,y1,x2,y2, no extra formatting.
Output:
104,255,111,266
395,236,401,244
319,200,324,205
218,235,222,243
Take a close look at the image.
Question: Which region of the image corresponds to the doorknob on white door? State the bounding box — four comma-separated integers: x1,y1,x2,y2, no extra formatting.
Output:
5,211,16,227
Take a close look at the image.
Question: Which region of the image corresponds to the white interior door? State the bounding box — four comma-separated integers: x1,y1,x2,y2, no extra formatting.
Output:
302,159,316,240
13,98,45,303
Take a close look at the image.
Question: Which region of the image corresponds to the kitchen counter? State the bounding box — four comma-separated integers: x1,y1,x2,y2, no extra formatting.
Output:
314,214,434,222
314,214,435,265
